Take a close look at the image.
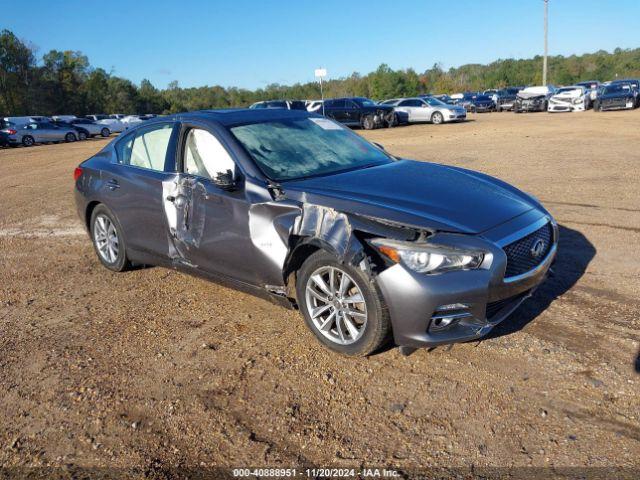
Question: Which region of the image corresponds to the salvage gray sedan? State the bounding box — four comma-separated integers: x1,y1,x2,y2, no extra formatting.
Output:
74,109,557,356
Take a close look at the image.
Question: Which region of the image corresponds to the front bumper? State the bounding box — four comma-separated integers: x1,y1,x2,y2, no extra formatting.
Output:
474,104,494,112
376,211,558,348
600,100,635,111
445,111,467,121
515,101,546,112
548,102,585,112
497,101,515,110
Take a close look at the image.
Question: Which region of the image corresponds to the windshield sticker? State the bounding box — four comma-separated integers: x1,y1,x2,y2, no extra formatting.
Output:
309,117,342,130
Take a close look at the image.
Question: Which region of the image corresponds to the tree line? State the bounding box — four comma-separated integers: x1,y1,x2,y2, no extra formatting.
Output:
2,28,640,116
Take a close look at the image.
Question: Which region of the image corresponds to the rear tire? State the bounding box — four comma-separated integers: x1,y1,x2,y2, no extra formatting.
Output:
90,204,131,272
100,127,110,137
296,250,391,357
22,135,34,147
65,133,76,142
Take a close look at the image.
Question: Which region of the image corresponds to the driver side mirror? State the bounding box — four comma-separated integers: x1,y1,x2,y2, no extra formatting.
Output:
213,169,237,191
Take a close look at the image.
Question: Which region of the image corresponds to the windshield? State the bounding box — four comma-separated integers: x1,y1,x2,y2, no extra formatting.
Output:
605,84,630,94
425,97,446,107
356,98,377,106
230,117,392,181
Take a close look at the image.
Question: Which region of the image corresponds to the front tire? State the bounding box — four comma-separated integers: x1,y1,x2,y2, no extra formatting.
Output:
385,112,398,128
78,131,87,141
362,115,375,130
296,250,391,356
100,127,110,137
90,204,131,272
431,111,444,124
65,133,76,142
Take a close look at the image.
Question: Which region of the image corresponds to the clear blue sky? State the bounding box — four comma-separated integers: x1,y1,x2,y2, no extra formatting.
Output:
4,0,639,89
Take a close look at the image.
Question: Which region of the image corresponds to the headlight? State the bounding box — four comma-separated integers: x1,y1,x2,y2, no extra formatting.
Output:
573,96,584,104
370,239,487,274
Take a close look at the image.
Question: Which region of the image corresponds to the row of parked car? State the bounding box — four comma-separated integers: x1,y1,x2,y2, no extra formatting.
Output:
0,114,157,147
248,77,640,130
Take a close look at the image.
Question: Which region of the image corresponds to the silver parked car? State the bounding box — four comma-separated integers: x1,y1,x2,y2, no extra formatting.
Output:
4,121,79,147
384,97,467,124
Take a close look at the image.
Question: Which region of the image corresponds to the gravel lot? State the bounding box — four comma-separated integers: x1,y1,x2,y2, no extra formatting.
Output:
0,110,638,478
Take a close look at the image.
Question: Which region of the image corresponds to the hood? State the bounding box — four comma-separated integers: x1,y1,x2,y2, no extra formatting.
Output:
362,104,393,112
517,91,547,100
552,90,583,99
283,160,538,234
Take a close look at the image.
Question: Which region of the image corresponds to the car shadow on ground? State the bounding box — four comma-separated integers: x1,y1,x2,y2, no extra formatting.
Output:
635,348,640,374
484,224,596,341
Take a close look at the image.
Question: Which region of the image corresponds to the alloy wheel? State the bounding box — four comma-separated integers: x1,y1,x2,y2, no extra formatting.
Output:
305,266,368,345
93,214,119,264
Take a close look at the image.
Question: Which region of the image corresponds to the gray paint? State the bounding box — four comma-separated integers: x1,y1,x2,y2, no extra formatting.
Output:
75,109,558,349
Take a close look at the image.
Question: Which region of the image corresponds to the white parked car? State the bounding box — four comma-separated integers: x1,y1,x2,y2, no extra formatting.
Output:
52,115,78,122
548,86,589,112
85,114,126,133
121,115,146,128
382,97,467,124
69,118,112,137
2,115,50,126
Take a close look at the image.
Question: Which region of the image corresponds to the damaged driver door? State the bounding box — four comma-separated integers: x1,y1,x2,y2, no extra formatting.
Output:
163,124,258,285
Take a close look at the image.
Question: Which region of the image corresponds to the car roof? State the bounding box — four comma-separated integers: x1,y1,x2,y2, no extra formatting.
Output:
150,108,316,127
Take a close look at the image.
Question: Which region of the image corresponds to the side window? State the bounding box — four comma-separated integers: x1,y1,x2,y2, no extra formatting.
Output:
116,123,173,171
183,128,236,180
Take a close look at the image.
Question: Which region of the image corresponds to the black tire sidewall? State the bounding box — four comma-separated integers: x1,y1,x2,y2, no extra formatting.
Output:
22,136,34,146
362,115,374,130
90,204,129,272
66,133,76,142
295,250,390,356
101,128,110,137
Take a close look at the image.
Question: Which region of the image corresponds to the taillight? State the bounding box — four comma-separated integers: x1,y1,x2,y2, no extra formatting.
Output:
7,129,17,135
73,167,83,181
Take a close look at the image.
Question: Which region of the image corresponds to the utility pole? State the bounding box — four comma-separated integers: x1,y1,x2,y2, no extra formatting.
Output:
543,0,548,85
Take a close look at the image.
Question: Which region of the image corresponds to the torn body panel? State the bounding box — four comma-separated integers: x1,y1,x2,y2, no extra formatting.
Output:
162,174,206,262
248,201,422,301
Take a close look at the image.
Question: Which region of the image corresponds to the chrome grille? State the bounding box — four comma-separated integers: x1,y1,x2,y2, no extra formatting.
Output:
503,222,553,278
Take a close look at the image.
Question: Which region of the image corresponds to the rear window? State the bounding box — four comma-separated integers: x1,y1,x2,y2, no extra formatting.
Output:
116,123,173,171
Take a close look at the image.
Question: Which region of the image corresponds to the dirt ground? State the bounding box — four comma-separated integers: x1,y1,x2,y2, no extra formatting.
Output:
0,110,638,479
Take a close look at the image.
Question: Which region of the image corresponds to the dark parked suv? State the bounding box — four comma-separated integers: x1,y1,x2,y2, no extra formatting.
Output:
74,109,557,357
322,97,396,129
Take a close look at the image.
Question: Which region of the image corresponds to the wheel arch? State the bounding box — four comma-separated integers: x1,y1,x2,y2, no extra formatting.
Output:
85,200,102,231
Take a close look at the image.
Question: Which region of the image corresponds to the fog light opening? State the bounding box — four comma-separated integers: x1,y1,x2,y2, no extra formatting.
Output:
429,304,473,333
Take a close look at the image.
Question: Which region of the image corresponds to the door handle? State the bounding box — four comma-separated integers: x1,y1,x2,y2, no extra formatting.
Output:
106,179,120,190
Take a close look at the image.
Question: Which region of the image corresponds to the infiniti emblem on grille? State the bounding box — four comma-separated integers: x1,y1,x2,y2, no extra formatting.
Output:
530,239,546,258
